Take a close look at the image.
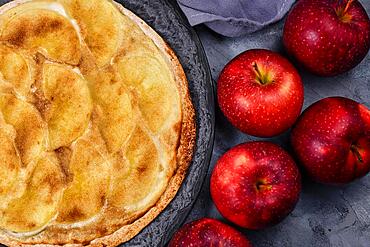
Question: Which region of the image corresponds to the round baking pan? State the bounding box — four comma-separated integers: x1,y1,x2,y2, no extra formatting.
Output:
117,0,215,245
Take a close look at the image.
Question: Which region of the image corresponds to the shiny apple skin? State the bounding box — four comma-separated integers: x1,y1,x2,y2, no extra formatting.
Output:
217,49,304,138
210,142,301,230
291,97,370,184
168,218,252,247
283,0,370,76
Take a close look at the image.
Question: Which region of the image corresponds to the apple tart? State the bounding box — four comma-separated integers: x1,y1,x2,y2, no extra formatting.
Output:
0,0,195,246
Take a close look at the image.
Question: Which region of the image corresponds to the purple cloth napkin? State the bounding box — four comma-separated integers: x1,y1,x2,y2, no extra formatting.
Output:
177,0,295,37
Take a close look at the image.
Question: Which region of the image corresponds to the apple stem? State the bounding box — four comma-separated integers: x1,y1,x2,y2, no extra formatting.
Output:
351,145,363,163
343,0,354,14
255,180,272,192
257,184,272,191
252,62,272,85
336,0,354,22
253,62,264,81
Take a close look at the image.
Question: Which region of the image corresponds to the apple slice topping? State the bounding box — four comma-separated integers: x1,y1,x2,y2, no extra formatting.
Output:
0,152,66,233
57,125,111,224
0,44,33,98
59,0,123,68
108,126,168,212
42,63,92,150
86,68,135,154
0,94,46,166
0,116,23,210
1,9,81,65
117,54,180,134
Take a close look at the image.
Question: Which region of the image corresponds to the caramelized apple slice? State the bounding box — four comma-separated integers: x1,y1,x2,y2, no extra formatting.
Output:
1,9,81,65
42,64,92,150
0,44,33,98
87,68,135,153
59,0,122,67
0,115,22,209
109,127,168,212
0,94,46,166
117,55,181,134
0,152,66,233
57,126,111,223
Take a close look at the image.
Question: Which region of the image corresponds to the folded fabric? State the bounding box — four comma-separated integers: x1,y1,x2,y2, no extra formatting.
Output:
177,0,295,37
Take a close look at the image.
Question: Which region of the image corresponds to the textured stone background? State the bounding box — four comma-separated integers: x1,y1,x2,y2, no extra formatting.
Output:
184,1,370,246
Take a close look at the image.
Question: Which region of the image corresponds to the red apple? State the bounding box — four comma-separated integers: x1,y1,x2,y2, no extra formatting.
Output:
168,218,252,247
291,97,370,184
283,0,370,76
217,49,304,137
210,142,301,230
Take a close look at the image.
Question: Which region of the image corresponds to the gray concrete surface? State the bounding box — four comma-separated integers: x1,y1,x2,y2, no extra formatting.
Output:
185,1,370,246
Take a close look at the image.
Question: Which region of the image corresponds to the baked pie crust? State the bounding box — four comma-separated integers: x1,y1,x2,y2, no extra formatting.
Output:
0,0,195,246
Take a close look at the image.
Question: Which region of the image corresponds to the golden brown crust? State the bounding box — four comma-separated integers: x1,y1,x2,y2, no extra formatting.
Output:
0,0,195,246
